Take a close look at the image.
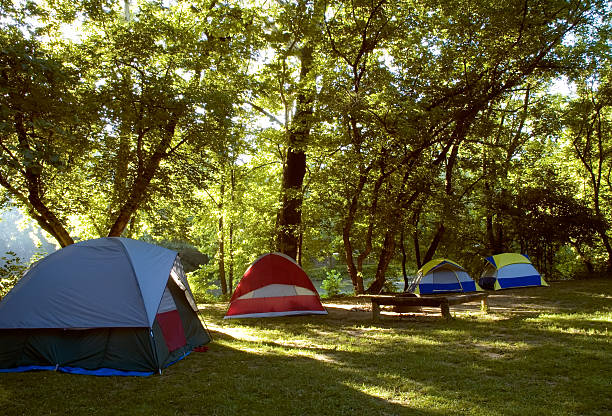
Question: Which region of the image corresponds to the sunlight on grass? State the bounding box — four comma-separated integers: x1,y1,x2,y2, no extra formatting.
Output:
533,311,612,322
206,321,262,342
524,311,611,336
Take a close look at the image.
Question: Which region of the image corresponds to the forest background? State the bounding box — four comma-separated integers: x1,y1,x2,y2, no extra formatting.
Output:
1,0,611,298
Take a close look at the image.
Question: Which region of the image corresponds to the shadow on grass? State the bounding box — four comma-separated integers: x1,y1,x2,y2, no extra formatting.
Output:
204,315,611,416
0,335,447,416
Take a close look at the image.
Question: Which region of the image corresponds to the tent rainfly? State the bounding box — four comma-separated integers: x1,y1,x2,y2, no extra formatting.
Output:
479,253,548,290
0,237,210,376
225,253,327,319
408,258,483,295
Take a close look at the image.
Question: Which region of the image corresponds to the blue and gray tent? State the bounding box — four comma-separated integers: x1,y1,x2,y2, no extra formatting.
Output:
479,253,548,290
408,259,483,295
0,237,210,376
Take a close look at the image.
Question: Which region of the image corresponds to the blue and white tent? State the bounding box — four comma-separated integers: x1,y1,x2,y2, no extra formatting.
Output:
479,253,548,290
0,237,209,376
408,259,483,295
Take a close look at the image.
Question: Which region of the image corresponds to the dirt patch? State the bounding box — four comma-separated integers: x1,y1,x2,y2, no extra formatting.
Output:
323,303,372,321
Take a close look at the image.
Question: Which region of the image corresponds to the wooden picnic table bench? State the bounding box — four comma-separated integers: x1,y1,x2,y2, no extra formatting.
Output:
358,292,489,320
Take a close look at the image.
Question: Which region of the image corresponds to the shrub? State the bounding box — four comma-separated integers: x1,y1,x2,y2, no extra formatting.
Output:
187,264,221,304
321,269,343,297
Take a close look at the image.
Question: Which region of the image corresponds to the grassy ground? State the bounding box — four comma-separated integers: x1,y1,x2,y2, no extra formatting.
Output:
1,279,610,415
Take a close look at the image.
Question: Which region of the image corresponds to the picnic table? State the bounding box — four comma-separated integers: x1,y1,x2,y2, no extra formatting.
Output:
359,292,489,320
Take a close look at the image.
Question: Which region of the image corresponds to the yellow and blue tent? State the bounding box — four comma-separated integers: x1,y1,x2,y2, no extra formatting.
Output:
408,259,483,295
479,253,548,290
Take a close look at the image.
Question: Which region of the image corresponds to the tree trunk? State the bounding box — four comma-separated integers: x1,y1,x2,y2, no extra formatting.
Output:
13,113,74,247
297,230,303,267
400,229,409,291
595,224,612,272
422,223,445,265
112,129,130,214
413,229,422,270
483,145,499,254
126,214,137,239
571,241,595,274
412,208,422,269
228,220,234,292
228,169,235,292
218,181,228,296
343,223,365,294
486,213,495,253
494,216,505,253
218,215,228,296
342,172,370,294
276,45,314,260
108,117,177,237
365,230,396,294
277,147,307,259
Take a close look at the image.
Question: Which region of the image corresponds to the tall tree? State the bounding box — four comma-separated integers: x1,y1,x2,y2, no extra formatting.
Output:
565,78,612,271
0,7,96,247
1,1,250,246
247,0,325,260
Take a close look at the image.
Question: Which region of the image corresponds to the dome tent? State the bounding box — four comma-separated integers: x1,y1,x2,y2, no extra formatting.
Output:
479,253,548,290
0,237,210,376
408,258,483,295
225,253,327,319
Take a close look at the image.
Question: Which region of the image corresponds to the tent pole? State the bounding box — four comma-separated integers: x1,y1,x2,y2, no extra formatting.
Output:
454,270,465,292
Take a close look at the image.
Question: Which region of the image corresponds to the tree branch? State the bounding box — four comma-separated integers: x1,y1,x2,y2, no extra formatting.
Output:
245,100,285,128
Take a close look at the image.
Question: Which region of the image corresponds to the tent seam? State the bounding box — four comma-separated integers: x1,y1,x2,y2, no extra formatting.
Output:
115,238,159,328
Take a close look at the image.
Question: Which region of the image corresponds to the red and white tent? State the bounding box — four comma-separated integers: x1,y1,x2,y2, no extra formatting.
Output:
224,253,327,319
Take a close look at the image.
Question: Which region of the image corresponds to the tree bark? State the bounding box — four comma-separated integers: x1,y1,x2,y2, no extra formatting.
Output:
218,217,228,296
422,223,445,265
342,171,371,294
277,146,306,258
228,169,235,293
413,229,422,270
365,230,396,294
217,180,228,296
412,208,422,269
276,45,314,260
400,229,409,291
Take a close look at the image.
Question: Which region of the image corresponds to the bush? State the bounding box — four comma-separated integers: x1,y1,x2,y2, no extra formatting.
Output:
187,265,221,304
321,269,343,297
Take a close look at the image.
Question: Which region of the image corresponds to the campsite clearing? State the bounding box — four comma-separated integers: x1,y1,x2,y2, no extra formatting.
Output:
0,279,610,415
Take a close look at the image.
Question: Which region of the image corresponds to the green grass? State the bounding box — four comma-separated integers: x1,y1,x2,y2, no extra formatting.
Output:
1,279,611,415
